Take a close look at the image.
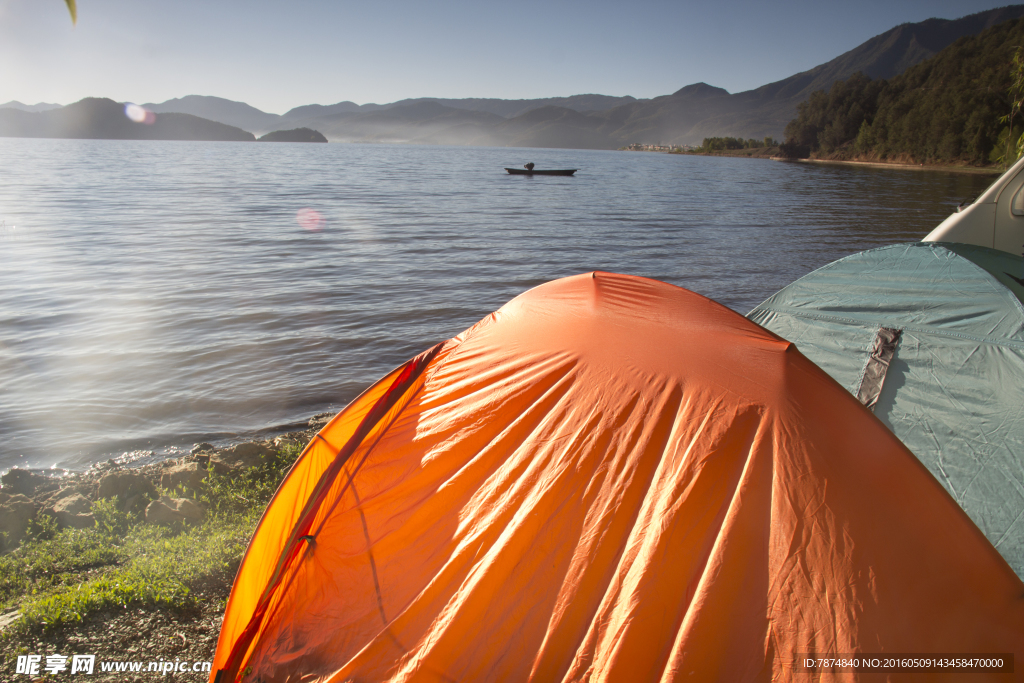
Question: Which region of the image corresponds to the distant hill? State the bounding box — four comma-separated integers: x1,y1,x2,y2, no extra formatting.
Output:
0,101,63,113
782,16,1024,165
143,95,282,135
0,98,255,141
492,105,611,149
280,101,363,121
258,128,327,142
288,101,506,145
771,5,1024,99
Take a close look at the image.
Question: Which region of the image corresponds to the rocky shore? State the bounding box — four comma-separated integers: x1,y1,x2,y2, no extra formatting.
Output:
775,156,1002,175
0,412,334,681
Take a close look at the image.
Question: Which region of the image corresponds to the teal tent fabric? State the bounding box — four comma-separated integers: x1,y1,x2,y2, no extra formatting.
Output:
748,242,1024,580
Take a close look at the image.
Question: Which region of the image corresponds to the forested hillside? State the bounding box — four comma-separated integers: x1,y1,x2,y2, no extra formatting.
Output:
782,17,1024,165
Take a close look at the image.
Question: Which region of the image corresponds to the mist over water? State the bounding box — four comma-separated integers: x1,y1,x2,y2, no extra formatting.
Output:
0,139,996,471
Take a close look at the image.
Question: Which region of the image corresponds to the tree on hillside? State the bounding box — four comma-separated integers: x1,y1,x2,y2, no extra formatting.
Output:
784,73,883,155
997,46,1024,167
698,137,777,152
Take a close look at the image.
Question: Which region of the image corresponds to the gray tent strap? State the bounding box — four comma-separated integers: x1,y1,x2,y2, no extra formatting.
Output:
856,327,902,411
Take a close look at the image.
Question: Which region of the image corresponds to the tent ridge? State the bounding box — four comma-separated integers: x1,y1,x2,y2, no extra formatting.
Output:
748,242,1024,317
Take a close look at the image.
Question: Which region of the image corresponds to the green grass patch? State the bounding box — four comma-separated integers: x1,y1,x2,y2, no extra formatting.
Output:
18,517,254,630
0,530,121,611
0,442,302,634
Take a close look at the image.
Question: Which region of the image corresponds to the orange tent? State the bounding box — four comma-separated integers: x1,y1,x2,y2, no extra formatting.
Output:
211,273,1023,683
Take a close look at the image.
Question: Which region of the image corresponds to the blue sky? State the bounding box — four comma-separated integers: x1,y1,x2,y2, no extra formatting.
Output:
0,0,1015,113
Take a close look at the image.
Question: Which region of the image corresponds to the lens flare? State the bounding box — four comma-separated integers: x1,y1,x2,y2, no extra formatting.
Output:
296,208,325,232
124,103,156,125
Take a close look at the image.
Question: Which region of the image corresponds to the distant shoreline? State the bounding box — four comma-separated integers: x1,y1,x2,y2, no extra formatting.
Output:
644,147,1002,175
773,157,1001,176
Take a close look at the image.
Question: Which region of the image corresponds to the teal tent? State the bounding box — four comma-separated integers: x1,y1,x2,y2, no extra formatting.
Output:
749,242,1024,580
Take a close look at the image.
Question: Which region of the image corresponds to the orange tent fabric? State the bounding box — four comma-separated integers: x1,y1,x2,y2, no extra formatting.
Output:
211,272,1024,683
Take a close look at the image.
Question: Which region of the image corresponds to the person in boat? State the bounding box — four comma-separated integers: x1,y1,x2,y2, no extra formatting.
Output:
524,163,535,171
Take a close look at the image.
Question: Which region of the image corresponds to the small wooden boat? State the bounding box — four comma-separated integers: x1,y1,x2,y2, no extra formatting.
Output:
505,168,577,176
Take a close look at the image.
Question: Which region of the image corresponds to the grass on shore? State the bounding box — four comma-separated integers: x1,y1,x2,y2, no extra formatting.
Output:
0,443,302,636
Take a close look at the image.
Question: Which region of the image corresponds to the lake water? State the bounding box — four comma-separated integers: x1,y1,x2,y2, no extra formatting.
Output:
0,139,997,472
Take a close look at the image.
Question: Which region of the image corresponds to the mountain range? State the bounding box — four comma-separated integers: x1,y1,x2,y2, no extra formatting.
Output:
0,101,63,113
0,98,254,141
139,94,639,137
4,5,1024,148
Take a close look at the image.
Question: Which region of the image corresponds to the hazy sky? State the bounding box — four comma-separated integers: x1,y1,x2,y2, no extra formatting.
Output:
0,0,1016,113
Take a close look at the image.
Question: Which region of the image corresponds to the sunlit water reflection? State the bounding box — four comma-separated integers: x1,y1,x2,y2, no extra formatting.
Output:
0,139,997,470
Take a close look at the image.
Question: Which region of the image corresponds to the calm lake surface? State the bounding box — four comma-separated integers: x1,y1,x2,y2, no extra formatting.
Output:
0,139,997,472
